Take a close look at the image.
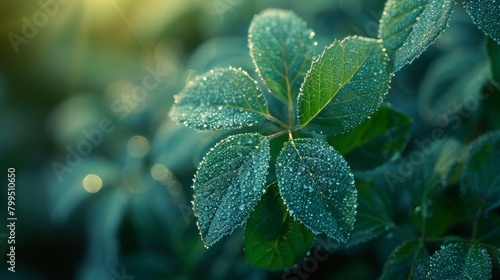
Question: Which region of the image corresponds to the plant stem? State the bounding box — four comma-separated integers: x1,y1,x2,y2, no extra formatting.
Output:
266,114,289,129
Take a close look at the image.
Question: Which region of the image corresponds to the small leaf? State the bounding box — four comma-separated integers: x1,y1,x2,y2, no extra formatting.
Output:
380,240,429,280
244,183,314,270
249,9,315,104
193,133,271,247
460,130,500,217
328,104,412,171
276,138,357,242
170,67,269,131
428,243,492,279
298,36,391,135
347,179,393,247
378,0,456,71
465,0,500,44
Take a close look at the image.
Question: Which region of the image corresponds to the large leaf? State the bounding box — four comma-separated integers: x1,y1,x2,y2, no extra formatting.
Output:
170,67,269,131
380,240,429,280
276,138,357,242
244,183,314,270
465,0,500,44
347,179,393,247
298,36,391,135
328,104,412,171
193,133,271,247
428,243,492,279
248,9,315,104
378,0,456,71
460,131,500,217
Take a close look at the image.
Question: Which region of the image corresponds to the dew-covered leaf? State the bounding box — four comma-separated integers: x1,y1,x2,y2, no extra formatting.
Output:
244,182,314,270
428,243,492,279
249,9,315,104
378,0,456,71
380,240,429,280
328,104,412,171
193,133,271,247
465,0,500,44
460,130,500,217
346,179,393,248
276,138,357,242
169,67,269,131
298,36,391,135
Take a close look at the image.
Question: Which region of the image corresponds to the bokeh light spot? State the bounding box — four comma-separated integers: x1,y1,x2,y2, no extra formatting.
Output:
150,163,172,182
127,135,150,158
82,174,103,193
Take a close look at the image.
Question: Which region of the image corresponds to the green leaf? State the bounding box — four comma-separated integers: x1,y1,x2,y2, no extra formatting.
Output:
170,67,269,131
328,104,412,171
428,243,492,279
298,36,391,135
408,138,461,202
347,179,393,247
244,183,314,270
460,130,500,217
378,0,456,71
418,49,490,125
380,240,429,280
465,0,500,44
276,138,357,242
193,133,271,247
248,9,315,104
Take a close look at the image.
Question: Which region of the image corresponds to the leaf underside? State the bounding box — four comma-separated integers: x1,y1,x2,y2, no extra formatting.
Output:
464,0,500,44
378,0,456,71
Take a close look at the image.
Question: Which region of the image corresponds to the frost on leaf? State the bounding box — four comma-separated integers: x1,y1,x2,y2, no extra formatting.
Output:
378,0,455,71
276,138,357,243
193,133,271,247
248,9,315,104
428,243,492,280
169,67,269,131
465,0,500,44
460,130,500,217
298,36,391,135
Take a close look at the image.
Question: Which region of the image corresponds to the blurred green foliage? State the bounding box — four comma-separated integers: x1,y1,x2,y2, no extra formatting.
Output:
0,0,499,279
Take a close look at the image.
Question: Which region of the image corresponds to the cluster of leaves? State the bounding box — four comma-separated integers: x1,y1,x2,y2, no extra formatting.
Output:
169,0,500,277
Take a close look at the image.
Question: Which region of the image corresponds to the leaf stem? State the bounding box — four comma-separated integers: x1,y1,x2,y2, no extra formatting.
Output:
267,130,288,139
266,114,289,129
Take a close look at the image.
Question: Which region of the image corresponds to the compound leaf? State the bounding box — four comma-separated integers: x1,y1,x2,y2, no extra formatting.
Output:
244,182,314,270
460,130,500,217
465,0,500,44
380,240,429,280
193,133,270,247
170,67,269,131
249,9,315,104
378,0,456,71
428,243,492,279
276,138,357,242
298,36,391,135
328,104,412,171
